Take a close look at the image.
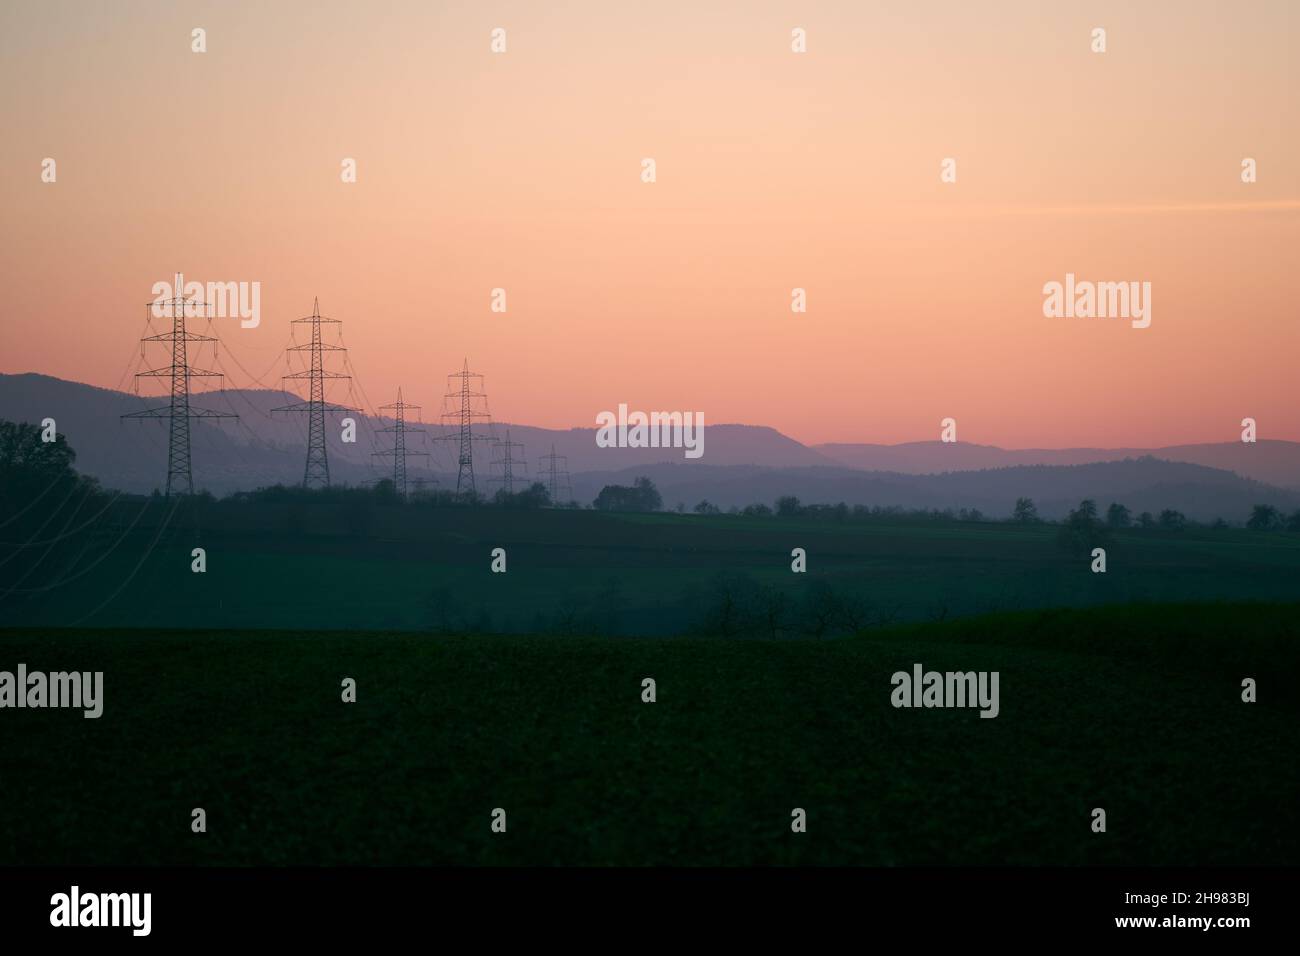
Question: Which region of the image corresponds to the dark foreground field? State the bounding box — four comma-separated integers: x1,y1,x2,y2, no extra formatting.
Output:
2,602,1297,866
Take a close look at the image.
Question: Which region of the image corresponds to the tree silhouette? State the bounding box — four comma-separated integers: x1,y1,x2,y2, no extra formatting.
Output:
1012,497,1039,523
1057,498,1108,554
1158,509,1186,530
1247,504,1280,531
593,476,661,512
775,495,802,517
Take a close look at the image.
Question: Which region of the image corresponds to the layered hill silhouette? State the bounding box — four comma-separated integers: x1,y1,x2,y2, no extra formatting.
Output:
2,372,1298,522
816,440,1300,490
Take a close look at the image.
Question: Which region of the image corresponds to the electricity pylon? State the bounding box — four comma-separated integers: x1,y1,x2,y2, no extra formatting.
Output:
122,271,237,496
489,428,528,494
438,358,493,495
373,387,429,499
272,298,355,489
537,444,572,506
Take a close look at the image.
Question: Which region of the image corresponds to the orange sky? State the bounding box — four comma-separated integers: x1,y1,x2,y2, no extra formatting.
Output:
1,0,1296,447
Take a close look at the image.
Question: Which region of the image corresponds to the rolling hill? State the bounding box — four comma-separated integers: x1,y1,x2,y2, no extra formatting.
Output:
2,372,1297,521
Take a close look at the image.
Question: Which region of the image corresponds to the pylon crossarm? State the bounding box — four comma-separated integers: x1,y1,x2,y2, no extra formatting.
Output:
271,402,357,414
433,433,496,442
136,366,224,378
141,331,218,343
283,370,352,380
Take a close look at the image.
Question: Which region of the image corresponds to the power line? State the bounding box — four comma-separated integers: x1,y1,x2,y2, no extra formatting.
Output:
489,428,528,494
338,352,394,473
437,358,494,495
0,478,94,571
0,489,123,548
0,493,156,597
0,470,66,530
68,495,181,626
537,444,572,505
121,272,237,495
272,298,355,489
373,387,429,499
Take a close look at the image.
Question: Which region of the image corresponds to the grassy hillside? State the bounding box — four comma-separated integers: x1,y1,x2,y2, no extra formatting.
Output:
1,602,1296,865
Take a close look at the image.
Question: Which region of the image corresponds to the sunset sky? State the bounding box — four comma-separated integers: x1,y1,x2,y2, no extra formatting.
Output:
1,0,1296,448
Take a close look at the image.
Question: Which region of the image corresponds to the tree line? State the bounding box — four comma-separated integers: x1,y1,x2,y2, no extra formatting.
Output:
4,419,1298,533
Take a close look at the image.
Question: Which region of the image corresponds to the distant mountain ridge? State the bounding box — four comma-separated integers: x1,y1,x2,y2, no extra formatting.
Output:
815,440,1300,490
2,373,1297,522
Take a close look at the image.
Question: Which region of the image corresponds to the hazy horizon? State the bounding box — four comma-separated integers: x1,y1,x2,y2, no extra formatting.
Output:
7,368,1300,459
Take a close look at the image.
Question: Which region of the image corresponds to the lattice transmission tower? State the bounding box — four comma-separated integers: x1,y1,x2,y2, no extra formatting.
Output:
272,298,355,489
438,359,493,495
121,272,237,496
489,428,528,495
538,444,572,506
373,387,429,499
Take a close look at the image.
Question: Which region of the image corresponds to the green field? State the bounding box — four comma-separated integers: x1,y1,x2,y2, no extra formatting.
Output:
2,602,1296,865
5,503,1300,634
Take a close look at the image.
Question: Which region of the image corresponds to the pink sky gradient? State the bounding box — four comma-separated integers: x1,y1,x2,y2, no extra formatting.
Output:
1,0,1296,447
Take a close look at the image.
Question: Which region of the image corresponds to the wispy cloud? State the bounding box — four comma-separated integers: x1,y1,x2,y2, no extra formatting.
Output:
934,200,1300,218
